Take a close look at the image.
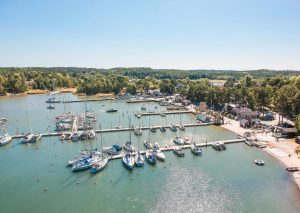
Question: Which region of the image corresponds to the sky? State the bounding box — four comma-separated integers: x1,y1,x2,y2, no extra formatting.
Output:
0,0,300,70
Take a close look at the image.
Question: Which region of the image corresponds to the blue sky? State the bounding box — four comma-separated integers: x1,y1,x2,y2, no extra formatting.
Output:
0,0,300,70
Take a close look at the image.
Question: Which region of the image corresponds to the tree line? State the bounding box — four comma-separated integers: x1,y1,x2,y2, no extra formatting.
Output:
0,67,299,125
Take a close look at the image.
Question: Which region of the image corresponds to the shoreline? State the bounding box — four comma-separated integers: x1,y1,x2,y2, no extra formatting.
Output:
221,117,300,189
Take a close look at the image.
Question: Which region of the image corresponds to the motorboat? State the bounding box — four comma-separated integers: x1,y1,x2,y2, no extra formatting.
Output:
212,142,226,151
160,113,166,117
173,147,185,157
0,133,12,146
141,106,147,111
173,136,184,145
45,97,61,103
106,108,118,113
170,125,177,132
122,153,135,170
254,159,265,166
91,157,109,174
135,152,144,167
191,143,202,155
143,141,154,149
145,150,156,165
153,143,160,150
136,114,142,118
123,141,135,152
183,137,191,145
150,127,157,133
160,126,166,132
47,104,55,109
116,124,122,129
20,133,42,144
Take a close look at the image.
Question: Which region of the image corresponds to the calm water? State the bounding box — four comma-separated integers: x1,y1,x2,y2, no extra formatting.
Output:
0,94,300,213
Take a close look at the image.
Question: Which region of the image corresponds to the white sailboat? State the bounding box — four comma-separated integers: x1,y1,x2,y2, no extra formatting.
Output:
135,137,144,167
91,125,109,174
123,118,135,152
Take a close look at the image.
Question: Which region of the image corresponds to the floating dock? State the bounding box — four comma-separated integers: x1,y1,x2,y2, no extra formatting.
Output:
108,138,246,160
11,123,214,139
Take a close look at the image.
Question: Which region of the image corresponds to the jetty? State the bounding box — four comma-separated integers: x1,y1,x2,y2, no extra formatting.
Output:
138,110,192,116
61,97,115,103
11,123,214,139
127,98,160,103
108,138,246,160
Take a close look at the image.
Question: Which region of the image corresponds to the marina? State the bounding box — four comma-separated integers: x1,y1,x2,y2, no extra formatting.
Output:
1,93,300,213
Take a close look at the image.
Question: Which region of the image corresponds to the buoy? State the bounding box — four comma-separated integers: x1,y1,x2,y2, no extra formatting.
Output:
76,181,80,185
37,177,40,182
110,179,113,183
44,187,48,192
94,182,97,185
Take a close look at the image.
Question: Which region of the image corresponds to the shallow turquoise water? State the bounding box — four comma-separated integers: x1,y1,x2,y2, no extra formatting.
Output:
0,94,300,213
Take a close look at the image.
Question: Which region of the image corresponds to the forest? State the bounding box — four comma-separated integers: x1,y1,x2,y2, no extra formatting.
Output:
0,67,299,123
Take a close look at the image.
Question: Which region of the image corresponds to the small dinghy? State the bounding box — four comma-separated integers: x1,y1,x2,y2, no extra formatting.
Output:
143,141,154,149
254,159,265,166
285,167,300,172
173,136,184,145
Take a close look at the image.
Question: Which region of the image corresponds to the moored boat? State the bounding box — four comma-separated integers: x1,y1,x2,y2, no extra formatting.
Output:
173,136,184,145
122,153,135,170
160,126,166,132
170,125,177,132
0,133,12,146
145,150,156,165
123,141,135,152
212,142,226,151
173,147,185,157
286,167,300,172
91,157,109,174
191,143,202,155
143,141,154,149
20,133,42,144
135,152,144,167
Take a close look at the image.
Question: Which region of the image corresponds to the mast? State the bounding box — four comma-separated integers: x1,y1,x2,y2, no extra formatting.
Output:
128,117,132,142
148,117,151,143
99,124,103,160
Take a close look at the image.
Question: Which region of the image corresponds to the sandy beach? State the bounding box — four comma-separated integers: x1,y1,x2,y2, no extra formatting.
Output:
222,116,300,188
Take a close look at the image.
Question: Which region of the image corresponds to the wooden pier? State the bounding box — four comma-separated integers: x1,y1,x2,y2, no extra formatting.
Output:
11,123,214,139
108,138,246,160
127,99,160,103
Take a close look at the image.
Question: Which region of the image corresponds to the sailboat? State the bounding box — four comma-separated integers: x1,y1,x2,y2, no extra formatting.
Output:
91,125,109,174
116,113,122,129
21,110,42,144
122,153,135,170
0,125,12,146
153,143,165,161
190,127,202,155
134,119,143,136
135,137,144,167
179,114,185,131
123,118,135,152
145,149,156,165
46,81,61,103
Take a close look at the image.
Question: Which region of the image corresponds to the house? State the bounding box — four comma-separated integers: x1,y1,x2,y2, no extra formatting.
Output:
231,108,259,120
